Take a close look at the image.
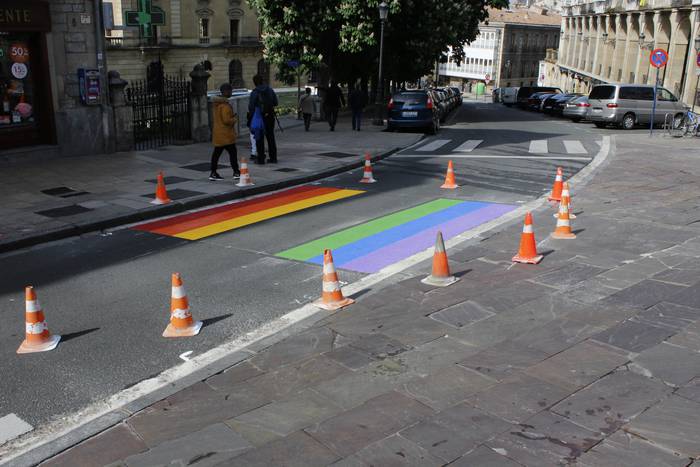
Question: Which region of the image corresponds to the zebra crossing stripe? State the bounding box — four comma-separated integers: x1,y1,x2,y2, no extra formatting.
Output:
454,140,483,152
416,139,452,151
529,140,548,154
563,140,587,154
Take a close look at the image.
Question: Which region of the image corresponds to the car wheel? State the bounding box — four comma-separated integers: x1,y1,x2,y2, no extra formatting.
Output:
571,117,581,123
594,122,607,128
387,124,395,132
621,113,636,130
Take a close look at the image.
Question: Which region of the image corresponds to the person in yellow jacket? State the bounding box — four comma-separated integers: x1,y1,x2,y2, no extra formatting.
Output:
210,83,241,181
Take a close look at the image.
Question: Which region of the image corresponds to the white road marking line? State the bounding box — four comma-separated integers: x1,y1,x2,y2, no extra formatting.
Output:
453,140,483,152
529,140,548,153
1,136,613,467
563,140,587,154
392,154,592,161
0,414,33,445
179,351,193,362
416,139,451,151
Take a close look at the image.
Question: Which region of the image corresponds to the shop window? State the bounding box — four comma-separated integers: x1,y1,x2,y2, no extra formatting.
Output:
0,34,36,130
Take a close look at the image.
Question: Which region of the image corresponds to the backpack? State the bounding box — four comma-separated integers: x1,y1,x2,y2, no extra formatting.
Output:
257,88,275,118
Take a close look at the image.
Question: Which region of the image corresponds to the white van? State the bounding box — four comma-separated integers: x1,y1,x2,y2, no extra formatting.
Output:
501,87,518,106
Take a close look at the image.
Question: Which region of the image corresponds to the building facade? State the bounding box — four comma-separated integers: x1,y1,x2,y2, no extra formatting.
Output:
553,0,700,105
104,0,279,90
1,0,109,157
439,8,561,91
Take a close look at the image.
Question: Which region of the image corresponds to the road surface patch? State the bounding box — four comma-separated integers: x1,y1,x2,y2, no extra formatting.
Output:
0,414,33,445
132,186,363,240
277,199,516,273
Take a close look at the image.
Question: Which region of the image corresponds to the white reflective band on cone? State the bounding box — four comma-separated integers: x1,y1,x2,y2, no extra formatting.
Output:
522,224,533,234
323,263,336,274
25,300,41,313
557,219,571,227
26,321,47,334
171,286,186,299
171,308,191,319
322,281,341,292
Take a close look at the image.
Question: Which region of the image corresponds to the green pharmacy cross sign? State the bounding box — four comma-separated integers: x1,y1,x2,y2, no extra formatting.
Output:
124,0,165,38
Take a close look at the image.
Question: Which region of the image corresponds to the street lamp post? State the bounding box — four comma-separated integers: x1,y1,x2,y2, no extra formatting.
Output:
693,35,700,114
373,2,389,126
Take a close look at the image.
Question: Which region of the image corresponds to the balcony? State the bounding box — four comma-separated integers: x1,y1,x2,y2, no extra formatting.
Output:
105,36,263,50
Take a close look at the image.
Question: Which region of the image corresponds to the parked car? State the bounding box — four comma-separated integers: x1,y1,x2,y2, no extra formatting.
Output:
492,87,503,103
450,87,463,105
552,94,584,116
432,89,450,122
437,87,456,110
501,87,518,106
527,92,557,111
516,86,562,108
387,89,440,134
542,93,581,114
562,96,591,122
588,84,686,129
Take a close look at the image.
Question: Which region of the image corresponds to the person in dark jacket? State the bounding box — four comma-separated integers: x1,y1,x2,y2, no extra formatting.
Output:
248,74,278,164
324,82,345,131
348,85,368,131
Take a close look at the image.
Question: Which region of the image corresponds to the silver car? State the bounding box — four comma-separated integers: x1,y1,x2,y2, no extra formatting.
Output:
588,84,685,130
562,96,590,122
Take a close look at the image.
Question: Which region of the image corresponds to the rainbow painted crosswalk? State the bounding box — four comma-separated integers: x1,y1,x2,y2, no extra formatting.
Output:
133,186,363,240
277,199,517,273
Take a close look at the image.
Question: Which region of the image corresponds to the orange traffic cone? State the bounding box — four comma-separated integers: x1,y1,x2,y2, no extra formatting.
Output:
440,161,458,189
548,167,563,202
359,153,377,183
163,273,203,338
421,231,459,287
152,172,171,205
552,191,576,239
314,249,355,311
236,158,254,187
512,212,543,264
553,182,576,219
17,286,61,354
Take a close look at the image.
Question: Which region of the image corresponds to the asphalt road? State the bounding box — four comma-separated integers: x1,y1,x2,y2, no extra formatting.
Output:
0,101,604,432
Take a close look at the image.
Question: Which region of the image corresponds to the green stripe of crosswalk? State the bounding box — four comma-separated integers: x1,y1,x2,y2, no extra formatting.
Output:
277,198,463,260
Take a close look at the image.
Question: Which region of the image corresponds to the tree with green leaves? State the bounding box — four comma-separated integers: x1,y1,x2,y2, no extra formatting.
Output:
249,0,508,87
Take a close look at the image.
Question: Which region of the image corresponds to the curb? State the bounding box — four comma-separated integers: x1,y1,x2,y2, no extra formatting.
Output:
0,147,402,255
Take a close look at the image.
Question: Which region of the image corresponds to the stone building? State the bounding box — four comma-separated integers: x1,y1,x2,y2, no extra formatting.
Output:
439,7,561,91
1,0,110,158
104,0,279,90
554,0,700,105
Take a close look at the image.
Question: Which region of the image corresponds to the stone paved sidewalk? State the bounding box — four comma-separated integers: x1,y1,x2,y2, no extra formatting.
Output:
0,115,419,253
29,133,700,467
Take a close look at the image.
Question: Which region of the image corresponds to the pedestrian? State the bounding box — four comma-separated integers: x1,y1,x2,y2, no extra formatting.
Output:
348,85,368,131
209,83,240,181
246,110,258,161
248,74,278,164
324,81,345,131
299,87,314,131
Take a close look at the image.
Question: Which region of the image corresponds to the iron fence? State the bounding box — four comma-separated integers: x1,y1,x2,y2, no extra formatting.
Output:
127,74,191,150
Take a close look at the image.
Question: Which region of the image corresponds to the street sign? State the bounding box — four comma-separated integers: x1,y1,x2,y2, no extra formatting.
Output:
650,48,668,69
124,0,165,39
286,60,300,68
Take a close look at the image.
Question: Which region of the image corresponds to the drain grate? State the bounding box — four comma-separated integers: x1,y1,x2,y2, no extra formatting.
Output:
36,205,93,218
145,176,193,184
275,168,299,172
41,186,90,198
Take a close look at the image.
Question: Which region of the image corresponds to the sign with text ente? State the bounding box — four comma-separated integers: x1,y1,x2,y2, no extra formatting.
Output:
124,0,165,38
